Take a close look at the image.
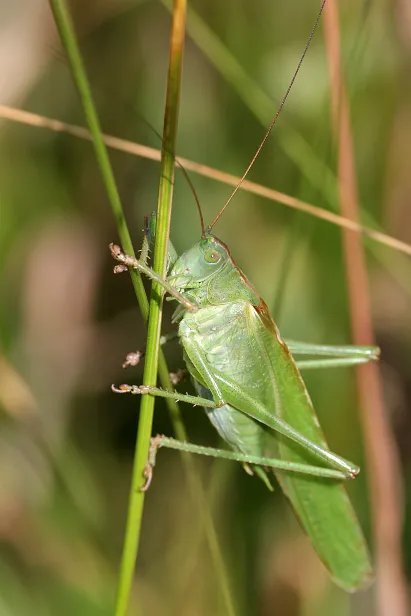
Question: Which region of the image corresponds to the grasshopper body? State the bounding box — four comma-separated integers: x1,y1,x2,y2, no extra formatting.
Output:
110,0,377,591
112,227,375,591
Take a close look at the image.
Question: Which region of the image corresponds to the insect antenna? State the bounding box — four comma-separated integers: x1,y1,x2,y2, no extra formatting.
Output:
175,156,205,236
140,118,205,235
208,0,328,232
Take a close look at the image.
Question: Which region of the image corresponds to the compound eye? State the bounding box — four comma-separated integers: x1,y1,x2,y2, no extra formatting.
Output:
204,249,221,264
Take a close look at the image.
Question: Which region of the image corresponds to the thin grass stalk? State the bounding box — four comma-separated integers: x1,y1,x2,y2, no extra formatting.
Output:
323,3,408,615
114,2,188,613
136,7,236,611
48,2,237,615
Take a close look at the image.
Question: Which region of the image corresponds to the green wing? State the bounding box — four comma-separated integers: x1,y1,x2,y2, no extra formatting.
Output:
182,300,373,591
255,303,373,591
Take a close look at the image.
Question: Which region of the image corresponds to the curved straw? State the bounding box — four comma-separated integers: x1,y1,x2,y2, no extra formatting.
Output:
208,0,327,231
2,104,411,257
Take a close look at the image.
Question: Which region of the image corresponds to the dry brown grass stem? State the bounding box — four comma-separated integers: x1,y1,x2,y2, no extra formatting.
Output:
324,2,408,614
1,103,411,258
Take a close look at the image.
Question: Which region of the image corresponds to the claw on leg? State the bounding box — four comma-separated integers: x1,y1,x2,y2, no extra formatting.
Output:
113,264,128,274
111,383,152,395
123,350,145,369
110,245,129,273
109,243,123,259
169,368,187,386
109,243,139,270
141,464,153,492
112,383,139,394
141,435,164,492
243,462,254,476
121,333,177,371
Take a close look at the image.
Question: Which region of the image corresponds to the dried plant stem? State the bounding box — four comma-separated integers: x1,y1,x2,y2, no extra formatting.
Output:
324,3,408,615
1,104,411,259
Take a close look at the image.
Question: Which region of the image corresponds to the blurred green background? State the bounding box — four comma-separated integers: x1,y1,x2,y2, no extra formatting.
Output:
0,0,410,614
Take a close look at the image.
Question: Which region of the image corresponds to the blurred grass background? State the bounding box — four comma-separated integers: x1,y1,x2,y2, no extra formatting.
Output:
0,0,410,615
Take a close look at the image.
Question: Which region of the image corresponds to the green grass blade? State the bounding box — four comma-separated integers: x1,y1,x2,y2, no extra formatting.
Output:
122,0,189,611
49,2,237,616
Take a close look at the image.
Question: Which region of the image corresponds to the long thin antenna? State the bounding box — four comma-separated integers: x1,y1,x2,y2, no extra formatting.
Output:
208,0,328,231
140,118,205,235
177,157,205,235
